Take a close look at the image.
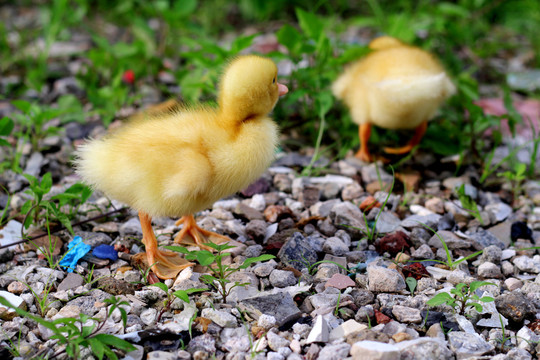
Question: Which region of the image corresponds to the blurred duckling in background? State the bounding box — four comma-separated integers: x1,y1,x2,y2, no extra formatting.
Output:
75,55,288,279
333,36,456,162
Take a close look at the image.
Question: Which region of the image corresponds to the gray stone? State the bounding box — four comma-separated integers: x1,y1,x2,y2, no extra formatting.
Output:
269,269,297,288
468,229,507,250
201,308,237,328
505,348,533,360
76,231,113,247
392,305,422,324
485,202,512,222
330,202,368,237
495,292,536,324
252,261,277,277
479,245,503,264
428,231,469,249
350,340,399,360
245,220,267,241
147,351,176,360
23,152,44,177
367,265,406,292
394,337,453,360
119,217,143,237
308,293,340,310
374,211,401,234
342,182,363,201
360,164,393,184
425,197,445,214
504,278,523,291
401,214,442,230
448,331,494,359
277,232,318,271
487,221,512,247
322,237,349,256
317,343,351,360
238,292,301,327
187,333,216,353
411,244,434,259
57,273,84,292
477,262,503,279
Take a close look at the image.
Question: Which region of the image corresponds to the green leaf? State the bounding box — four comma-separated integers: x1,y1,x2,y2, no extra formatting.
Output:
149,282,168,293
173,0,197,17
41,173,53,193
405,277,417,294
296,8,324,40
11,100,32,114
230,34,256,54
276,24,303,56
0,138,9,147
172,290,190,303
92,334,136,352
0,117,14,136
470,302,484,312
479,296,494,303
468,281,495,292
196,250,216,266
426,292,453,307
239,254,275,269
200,274,218,284
88,337,105,360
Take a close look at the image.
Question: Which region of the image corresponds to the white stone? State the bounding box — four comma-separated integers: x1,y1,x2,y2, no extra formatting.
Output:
257,314,277,330
306,315,329,344
501,249,516,261
455,314,475,334
350,340,399,360
140,308,157,326
513,255,540,273
425,266,451,280
266,331,290,351
329,319,367,341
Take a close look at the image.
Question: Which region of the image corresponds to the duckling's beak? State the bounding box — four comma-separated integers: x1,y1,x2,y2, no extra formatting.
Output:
277,82,288,96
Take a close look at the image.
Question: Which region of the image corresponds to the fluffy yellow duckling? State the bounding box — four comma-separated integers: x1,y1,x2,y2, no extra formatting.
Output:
333,36,456,162
75,55,288,279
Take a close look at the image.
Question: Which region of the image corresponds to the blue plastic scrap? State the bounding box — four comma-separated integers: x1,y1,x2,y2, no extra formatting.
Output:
59,236,91,273
92,244,118,261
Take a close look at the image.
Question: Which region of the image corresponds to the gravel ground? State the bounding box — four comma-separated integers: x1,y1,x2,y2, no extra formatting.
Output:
1,5,540,360
1,124,540,360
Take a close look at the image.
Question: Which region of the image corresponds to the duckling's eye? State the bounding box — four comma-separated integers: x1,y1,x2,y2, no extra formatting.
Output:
272,77,276,84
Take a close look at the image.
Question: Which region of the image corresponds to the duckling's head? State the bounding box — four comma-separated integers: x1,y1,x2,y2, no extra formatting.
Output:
369,36,404,51
218,55,287,123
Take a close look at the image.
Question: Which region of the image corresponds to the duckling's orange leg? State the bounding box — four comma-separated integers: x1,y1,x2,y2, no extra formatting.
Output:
384,120,427,155
355,123,372,162
134,211,194,279
174,214,230,251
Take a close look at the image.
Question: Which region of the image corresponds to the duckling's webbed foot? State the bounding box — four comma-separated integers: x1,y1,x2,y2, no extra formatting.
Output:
136,211,194,280
174,215,230,251
383,120,427,155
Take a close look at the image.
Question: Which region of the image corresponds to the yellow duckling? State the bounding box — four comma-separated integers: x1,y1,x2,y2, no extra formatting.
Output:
333,36,456,162
75,55,288,279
